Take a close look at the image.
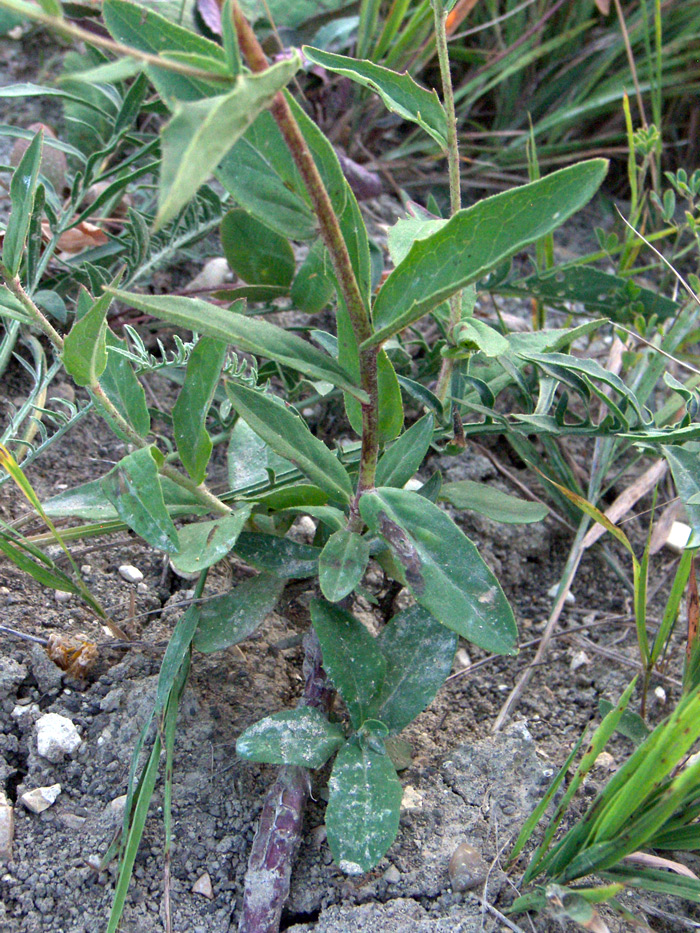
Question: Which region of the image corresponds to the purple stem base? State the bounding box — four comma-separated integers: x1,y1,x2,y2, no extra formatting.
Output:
238,630,334,933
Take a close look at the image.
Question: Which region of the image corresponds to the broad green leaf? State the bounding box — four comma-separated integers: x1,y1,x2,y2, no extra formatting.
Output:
193,571,284,652
103,0,226,101
291,239,334,313
311,599,386,729
227,418,270,490
319,530,370,602
375,414,434,488
101,447,180,553
170,507,252,575
105,289,366,400
62,297,108,387
598,699,650,747
663,446,700,547
220,209,295,287
238,0,348,30
225,383,353,502
360,488,518,655
440,480,548,524
156,55,301,228
375,605,457,734
236,707,345,768
453,317,509,357
303,47,448,148
253,485,329,512
172,336,227,483
326,736,402,874
2,129,42,275
233,531,321,578
100,331,150,438
367,160,608,347
387,216,445,266
43,476,210,521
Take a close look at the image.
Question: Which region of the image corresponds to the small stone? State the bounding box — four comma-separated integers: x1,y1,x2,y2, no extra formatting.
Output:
118,565,143,584
185,258,230,292
31,645,64,694
58,813,87,830
448,843,488,893
295,516,316,540
594,751,616,772
400,785,424,811
54,590,72,604
666,521,691,553
80,564,92,575
21,784,62,814
569,650,590,672
383,865,401,884
99,688,124,713
0,793,14,861
403,477,423,492
310,824,327,847
136,582,148,595
35,713,81,762
654,686,667,705
192,872,214,900
109,795,127,815
454,648,471,670
547,583,575,604
0,657,27,700
11,702,39,723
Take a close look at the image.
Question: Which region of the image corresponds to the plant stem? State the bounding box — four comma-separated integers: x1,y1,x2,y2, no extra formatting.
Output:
4,272,65,349
432,0,463,406
231,2,379,510
238,630,334,933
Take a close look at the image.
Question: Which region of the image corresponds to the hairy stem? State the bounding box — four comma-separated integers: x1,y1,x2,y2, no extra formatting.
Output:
432,0,463,406
238,630,334,933
231,2,379,502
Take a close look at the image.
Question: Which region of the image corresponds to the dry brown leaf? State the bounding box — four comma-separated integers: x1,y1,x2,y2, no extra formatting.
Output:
649,499,684,555
623,850,699,879
41,220,108,254
595,0,611,14
581,458,667,550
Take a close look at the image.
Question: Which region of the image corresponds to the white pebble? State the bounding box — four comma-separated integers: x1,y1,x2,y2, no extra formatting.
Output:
136,582,148,595
569,650,590,672
192,872,214,899
21,784,61,814
666,521,691,554
118,564,143,584
383,865,401,884
0,793,13,861
35,713,81,762
400,785,424,811
54,590,72,604
547,583,575,604
454,648,471,670
654,686,667,704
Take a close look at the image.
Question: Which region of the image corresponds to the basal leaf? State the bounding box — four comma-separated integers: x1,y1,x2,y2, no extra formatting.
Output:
101,447,180,553
236,707,345,768
225,383,353,502
319,529,370,603
105,289,366,400
232,531,321,578
170,506,252,575
375,605,457,734
311,599,386,729
367,160,608,347
192,571,284,652
220,208,295,287
326,736,402,874
172,335,227,483
439,480,548,524
43,476,210,521
302,47,448,148
360,487,518,655
156,54,301,228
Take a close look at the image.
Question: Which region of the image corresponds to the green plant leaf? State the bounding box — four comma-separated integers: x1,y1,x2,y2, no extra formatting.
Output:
0,286,31,323
62,296,108,387
359,488,518,655
156,54,301,228
453,316,509,357
302,47,448,148
291,239,334,313
375,605,457,734
663,446,700,547
311,598,386,729
236,706,345,768
319,529,371,603
170,507,252,575
0,533,80,594
105,289,366,400
220,208,295,287
43,476,210,520
326,736,402,874
598,699,650,747
232,531,321,578
225,383,354,502
367,159,608,347
375,414,434,488
192,571,285,652
439,480,548,524
101,447,180,553
100,331,151,438
2,128,43,276
172,336,227,483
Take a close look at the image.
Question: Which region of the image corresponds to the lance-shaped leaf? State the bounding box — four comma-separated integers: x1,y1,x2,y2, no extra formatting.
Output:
360,487,518,655
319,529,370,603
375,414,434,488
375,605,458,734
366,159,608,348
101,447,180,553
62,298,108,387
3,128,42,275
663,445,700,547
311,599,385,729
156,54,301,228
170,506,252,575
236,707,345,768
172,335,227,483
105,289,366,401
100,331,150,437
440,480,548,524
232,531,321,578
302,47,447,148
225,383,353,502
193,572,284,653
326,736,402,874
221,208,295,287
44,476,210,521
